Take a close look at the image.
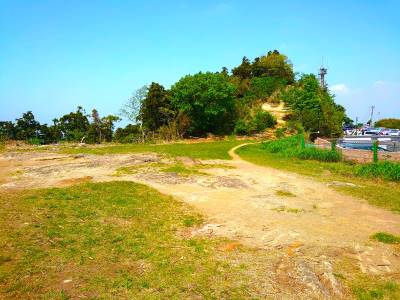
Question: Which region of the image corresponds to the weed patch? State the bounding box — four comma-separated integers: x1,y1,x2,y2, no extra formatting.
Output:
275,189,296,197
371,232,400,244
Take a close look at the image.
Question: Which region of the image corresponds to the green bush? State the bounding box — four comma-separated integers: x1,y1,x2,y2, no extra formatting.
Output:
356,161,400,181
27,137,42,145
251,111,276,131
261,135,342,162
296,147,342,162
234,111,276,135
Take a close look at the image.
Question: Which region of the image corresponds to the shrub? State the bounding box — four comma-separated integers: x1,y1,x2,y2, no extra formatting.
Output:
27,137,42,145
234,111,276,136
275,127,286,138
251,111,276,132
234,120,251,135
356,161,400,181
261,135,342,162
296,147,342,162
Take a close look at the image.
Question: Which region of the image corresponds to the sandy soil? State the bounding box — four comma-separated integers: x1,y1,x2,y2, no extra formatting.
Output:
1,145,400,298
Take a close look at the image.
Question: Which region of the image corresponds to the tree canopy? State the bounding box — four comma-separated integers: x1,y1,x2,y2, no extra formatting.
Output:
170,72,237,136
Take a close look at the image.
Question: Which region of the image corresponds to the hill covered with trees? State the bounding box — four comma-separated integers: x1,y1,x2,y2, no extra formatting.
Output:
1,50,346,144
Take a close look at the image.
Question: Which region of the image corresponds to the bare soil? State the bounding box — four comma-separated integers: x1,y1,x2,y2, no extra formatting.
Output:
1,145,400,298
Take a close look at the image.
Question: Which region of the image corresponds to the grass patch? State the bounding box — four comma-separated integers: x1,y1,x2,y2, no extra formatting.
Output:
0,181,272,299
371,232,400,244
356,161,400,181
113,162,166,176
60,139,247,160
237,143,400,212
161,163,207,177
262,135,342,162
275,189,296,197
352,279,399,300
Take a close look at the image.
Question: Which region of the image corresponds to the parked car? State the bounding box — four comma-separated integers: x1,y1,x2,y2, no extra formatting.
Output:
379,128,391,135
388,129,400,136
364,128,381,135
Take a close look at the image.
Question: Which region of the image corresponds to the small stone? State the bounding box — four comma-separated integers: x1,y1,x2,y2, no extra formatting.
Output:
63,279,72,283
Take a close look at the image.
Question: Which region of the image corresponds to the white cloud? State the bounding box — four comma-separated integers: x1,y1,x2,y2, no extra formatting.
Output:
332,80,400,121
330,83,349,95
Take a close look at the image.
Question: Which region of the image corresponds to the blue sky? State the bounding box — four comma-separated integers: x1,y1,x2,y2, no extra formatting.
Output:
1,0,399,126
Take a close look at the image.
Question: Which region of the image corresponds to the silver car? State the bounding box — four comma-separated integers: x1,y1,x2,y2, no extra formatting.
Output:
388,129,400,136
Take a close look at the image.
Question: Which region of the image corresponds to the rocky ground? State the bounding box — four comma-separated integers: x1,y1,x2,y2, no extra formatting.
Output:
1,145,400,299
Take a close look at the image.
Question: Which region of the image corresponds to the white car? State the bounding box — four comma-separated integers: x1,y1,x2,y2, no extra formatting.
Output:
388,129,400,136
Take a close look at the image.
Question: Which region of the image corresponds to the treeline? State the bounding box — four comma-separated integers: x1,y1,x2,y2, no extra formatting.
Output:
374,118,400,129
1,50,346,144
0,108,120,144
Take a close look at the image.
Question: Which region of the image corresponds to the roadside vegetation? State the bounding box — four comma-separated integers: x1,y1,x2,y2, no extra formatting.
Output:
0,181,277,299
237,140,400,212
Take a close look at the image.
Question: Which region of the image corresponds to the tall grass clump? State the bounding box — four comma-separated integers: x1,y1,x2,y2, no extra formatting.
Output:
261,135,342,162
356,161,400,181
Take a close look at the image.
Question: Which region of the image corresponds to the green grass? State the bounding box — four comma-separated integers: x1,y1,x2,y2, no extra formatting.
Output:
371,232,400,244
261,135,342,162
60,139,247,160
237,143,400,213
352,279,400,300
356,161,400,181
0,181,275,299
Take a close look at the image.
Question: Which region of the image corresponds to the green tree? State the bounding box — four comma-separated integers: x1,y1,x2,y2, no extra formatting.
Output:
252,50,294,83
375,118,400,129
170,72,237,136
14,111,40,140
281,74,344,137
0,121,16,139
58,106,89,142
232,56,252,79
139,82,174,131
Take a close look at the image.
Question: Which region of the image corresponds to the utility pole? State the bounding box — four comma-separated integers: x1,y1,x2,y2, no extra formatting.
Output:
370,106,375,127
355,116,358,128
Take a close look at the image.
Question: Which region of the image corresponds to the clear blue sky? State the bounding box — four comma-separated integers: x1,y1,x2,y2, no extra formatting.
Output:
1,0,399,126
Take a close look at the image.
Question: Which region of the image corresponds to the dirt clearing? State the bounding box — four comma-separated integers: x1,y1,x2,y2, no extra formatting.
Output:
1,145,400,298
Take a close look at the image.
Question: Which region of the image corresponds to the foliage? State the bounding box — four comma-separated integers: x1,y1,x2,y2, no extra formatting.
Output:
14,111,40,140
170,72,237,136
57,106,90,142
356,161,400,181
2,50,348,142
235,109,277,135
375,118,400,129
261,135,342,162
120,85,147,124
281,74,345,137
371,232,400,244
114,124,142,143
243,77,287,102
139,82,175,131
251,50,294,83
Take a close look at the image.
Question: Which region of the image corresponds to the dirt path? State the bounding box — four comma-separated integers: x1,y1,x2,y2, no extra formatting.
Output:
1,145,400,298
